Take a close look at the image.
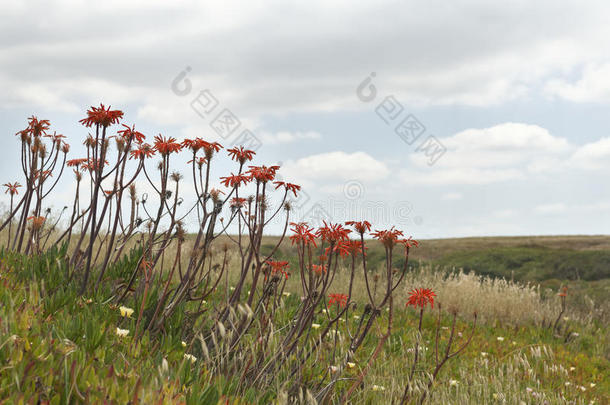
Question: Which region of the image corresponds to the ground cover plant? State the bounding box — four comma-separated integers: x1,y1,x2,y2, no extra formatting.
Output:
0,107,608,404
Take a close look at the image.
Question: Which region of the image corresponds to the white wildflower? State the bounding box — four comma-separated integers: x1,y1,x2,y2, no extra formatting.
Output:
115,327,129,337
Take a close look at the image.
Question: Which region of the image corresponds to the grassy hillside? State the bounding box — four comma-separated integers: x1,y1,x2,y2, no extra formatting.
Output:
1,239,609,404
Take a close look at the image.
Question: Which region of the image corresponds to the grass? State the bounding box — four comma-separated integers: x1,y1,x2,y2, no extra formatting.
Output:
0,237,608,404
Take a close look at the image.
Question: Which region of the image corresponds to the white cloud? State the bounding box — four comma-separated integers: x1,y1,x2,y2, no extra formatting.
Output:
441,192,463,201
535,203,567,214
569,137,610,170
3,0,610,119
492,209,515,218
259,131,321,144
545,63,610,103
408,123,571,185
281,151,389,186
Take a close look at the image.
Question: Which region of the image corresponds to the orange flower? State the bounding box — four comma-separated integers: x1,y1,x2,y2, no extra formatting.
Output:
67,158,88,168
33,170,53,181
398,236,419,250
273,181,301,197
153,135,182,155
220,173,252,188
247,165,280,183
79,104,123,128
129,143,155,160
328,293,348,308
117,124,145,143
371,227,404,248
316,221,351,243
27,216,46,230
312,264,327,276
289,222,317,247
230,197,248,209
558,286,568,297
21,116,50,137
182,138,222,156
345,220,372,235
187,157,207,166
334,240,365,257
3,182,21,196
44,132,66,143
406,288,436,309
227,146,255,164
265,260,290,280
82,158,109,171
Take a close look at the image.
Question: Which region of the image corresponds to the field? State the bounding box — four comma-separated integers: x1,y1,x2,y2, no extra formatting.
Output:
1,235,608,404
0,112,608,404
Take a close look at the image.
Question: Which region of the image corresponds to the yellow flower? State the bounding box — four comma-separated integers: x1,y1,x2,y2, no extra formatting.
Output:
590,383,596,388
282,292,291,297
347,362,356,368
116,327,129,337
372,385,385,391
449,380,458,387
181,341,187,347
184,353,197,363
119,306,134,318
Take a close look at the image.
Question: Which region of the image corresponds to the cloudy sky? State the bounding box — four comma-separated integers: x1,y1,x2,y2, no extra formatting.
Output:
2,0,610,238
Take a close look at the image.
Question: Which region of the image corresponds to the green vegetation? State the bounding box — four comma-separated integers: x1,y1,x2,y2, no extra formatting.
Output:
1,240,608,404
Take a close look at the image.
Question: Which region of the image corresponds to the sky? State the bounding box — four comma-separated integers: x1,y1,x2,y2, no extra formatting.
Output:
1,0,610,238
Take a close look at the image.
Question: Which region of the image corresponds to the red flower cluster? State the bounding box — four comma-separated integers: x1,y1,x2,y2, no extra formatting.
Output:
247,165,280,183
182,138,223,157
317,222,351,243
33,170,52,181
220,173,252,188
227,146,256,164
154,135,182,155
345,220,372,235
328,293,348,308
371,227,404,248
67,158,88,168
129,143,155,160
21,116,51,138
266,260,290,280
79,104,123,128
398,236,419,250
289,222,317,247
331,240,365,257
27,216,46,229
406,288,436,309
3,182,21,195
79,158,109,172
273,181,301,197
312,264,327,276
117,124,145,143
230,197,248,209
